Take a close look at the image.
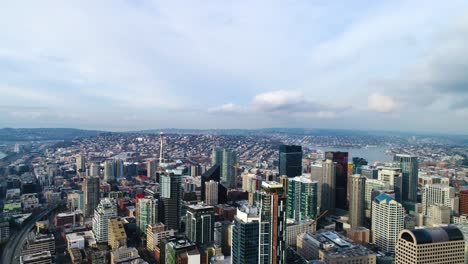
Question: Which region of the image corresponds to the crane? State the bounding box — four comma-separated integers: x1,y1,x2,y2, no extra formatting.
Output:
310,210,328,233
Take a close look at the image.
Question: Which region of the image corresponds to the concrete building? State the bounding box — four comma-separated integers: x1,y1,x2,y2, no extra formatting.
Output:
205,180,219,205
147,159,157,179
164,239,200,264
110,247,141,264
92,198,117,243
364,179,389,218
319,159,336,214
395,226,465,264
22,233,55,256
103,159,115,182
146,223,175,251
286,219,314,246
459,190,468,215
349,174,366,228
287,176,318,221
371,193,405,255
20,251,52,264
422,184,458,216
83,176,100,217
89,162,100,177
0,221,10,243
75,154,86,176
186,204,215,246
297,231,376,263
377,166,403,201
108,217,127,250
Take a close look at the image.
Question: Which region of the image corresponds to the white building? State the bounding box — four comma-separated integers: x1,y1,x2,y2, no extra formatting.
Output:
422,184,459,216
92,198,117,243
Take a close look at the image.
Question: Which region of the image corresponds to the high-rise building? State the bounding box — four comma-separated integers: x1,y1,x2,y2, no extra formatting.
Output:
422,184,458,216
108,217,127,250
231,205,260,264
114,159,124,178
147,160,156,179
222,149,237,188
459,190,468,215
279,145,302,177
146,223,175,251
89,162,100,177
378,166,403,201
211,148,223,167
83,176,100,218
287,176,318,221
349,174,366,228
76,154,86,176
364,179,389,218
393,154,418,202
371,193,405,255
319,159,336,213
325,151,348,210
205,180,219,205
186,204,215,245
352,157,368,174
137,197,158,235
255,181,287,264
92,198,117,243
395,226,465,264
103,159,115,182
160,174,182,230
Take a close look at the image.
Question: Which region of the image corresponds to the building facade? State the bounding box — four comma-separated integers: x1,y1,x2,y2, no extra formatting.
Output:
92,198,117,243
287,176,318,221
349,174,366,228
186,204,215,246
279,145,302,178
393,154,418,202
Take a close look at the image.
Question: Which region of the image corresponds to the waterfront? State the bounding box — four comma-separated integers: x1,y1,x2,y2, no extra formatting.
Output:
0,152,6,159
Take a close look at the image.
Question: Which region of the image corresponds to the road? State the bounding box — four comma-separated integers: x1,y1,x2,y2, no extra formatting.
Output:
1,208,54,264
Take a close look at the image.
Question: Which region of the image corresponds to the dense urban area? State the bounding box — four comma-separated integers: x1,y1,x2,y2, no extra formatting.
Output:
0,128,468,264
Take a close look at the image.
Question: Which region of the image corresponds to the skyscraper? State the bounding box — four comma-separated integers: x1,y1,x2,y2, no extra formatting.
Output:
255,181,287,264
395,226,465,264
211,148,223,167
186,204,215,245
371,193,405,255
222,148,237,188
83,176,100,218
393,154,418,202
377,166,403,201
137,197,158,235
421,184,458,216
325,151,348,210
279,145,302,177
287,176,318,221
232,205,260,264
205,180,218,205
160,174,182,230
364,179,389,218
349,174,366,228
89,162,100,177
103,159,115,182
76,154,86,176
147,160,156,179
92,198,117,243
114,159,124,178
319,159,336,213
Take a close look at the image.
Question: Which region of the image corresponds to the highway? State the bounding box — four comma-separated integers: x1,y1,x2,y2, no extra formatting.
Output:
1,208,54,264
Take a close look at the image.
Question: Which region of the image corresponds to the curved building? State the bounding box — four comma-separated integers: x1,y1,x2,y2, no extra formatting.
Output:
395,226,465,264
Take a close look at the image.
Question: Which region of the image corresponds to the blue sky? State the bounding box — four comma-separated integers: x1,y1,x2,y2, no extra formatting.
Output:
1,1,468,133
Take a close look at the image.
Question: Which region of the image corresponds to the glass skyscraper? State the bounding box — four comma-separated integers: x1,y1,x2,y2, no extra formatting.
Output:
287,176,318,221
325,151,349,210
393,154,418,202
279,145,302,177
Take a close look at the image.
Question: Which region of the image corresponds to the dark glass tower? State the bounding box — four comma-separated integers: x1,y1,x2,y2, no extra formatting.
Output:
393,154,418,202
160,173,182,230
279,145,302,177
325,151,349,210
232,206,260,264
186,204,215,246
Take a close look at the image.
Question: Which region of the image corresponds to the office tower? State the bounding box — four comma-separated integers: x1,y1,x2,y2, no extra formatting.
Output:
361,165,379,179
76,154,86,176
232,205,260,264
92,198,117,243
287,176,318,221
395,226,465,264
256,181,287,264
147,160,156,179
364,179,389,218
378,166,403,201
83,176,100,217
394,154,418,202
89,162,100,177
114,159,124,178
371,193,405,255
165,239,200,264
205,180,218,205
279,175,289,194
352,157,368,174
146,223,175,251
320,159,336,213
325,151,348,210
126,163,137,177
279,145,302,177
186,204,215,245
103,159,115,182
137,197,158,235
211,148,223,167
459,190,468,215
160,174,182,230
108,217,127,250
222,148,237,188
422,184,458,216
350,174,366,228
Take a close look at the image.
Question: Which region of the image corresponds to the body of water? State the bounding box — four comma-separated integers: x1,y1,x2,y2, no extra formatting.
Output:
310,145,392,163
0,152,6,159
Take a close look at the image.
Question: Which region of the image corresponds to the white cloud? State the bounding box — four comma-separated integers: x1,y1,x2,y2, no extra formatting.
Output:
208,103,246,114
251,90,305,111
368,93,397,113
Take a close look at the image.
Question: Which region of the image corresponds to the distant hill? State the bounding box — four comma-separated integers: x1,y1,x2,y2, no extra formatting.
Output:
0,128,103,141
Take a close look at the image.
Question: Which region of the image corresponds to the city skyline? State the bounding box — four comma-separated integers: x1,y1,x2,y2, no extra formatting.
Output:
1,1,468,133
